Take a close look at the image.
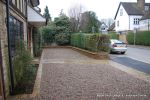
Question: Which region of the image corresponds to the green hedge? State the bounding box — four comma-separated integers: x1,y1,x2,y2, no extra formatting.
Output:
108,32,119,39
71,33,110,52
33,28,42,57
127,31,150,46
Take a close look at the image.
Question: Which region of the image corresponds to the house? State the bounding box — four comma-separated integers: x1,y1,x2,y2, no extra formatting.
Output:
27,1,46,56
140,11,150,30
114,0,150,33
100,22,108,34
0,0,46,99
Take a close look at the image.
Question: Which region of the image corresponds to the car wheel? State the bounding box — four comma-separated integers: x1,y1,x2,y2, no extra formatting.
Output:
121,52,125,54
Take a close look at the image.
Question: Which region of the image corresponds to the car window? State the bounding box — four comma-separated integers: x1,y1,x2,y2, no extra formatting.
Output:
111,39,123,43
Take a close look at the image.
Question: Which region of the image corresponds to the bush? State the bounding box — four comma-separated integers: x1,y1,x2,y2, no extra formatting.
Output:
98,34,110,52
40,26,55,45
71,33,110,52
33,28,42,57
12,41,32,86
14,64,37,94
55,33,70,45
127,31,150,46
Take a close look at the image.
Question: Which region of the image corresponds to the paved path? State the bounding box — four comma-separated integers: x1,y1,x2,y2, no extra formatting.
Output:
111,57,150,74
13,48,150,100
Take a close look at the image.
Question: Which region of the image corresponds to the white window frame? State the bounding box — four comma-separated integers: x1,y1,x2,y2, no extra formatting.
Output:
145,6,149,11
117,21,119,27
120,9,123,16
133,18,140,25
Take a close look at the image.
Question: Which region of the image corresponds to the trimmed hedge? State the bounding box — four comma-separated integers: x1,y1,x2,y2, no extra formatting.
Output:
127,31,150,46
71,33,110,52
108,32,119,39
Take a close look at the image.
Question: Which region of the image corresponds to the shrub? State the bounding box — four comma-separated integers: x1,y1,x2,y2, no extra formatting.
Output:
127,31,150,46
33,28,42,57
40,26,55,45
98,34,110,52
55,33,70,45
12,41,32,86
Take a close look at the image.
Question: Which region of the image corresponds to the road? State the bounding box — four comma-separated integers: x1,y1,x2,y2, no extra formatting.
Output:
110,47,150,74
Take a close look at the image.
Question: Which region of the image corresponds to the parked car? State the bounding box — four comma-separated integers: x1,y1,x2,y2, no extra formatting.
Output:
110,39,127,54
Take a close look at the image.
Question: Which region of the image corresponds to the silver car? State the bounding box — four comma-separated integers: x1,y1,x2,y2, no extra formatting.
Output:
110,39,127,54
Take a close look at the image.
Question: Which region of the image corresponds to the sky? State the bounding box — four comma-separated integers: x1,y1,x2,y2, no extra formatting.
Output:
39,0,150,20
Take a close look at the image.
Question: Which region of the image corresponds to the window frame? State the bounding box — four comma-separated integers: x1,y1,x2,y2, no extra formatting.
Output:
120,9,123,16
117,21,119,27
133,18,140,25
145,6,149,11
9,15,24,57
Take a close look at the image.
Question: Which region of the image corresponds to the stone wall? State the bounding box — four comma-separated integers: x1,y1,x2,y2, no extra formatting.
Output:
0,1,28,97
0,1,10,96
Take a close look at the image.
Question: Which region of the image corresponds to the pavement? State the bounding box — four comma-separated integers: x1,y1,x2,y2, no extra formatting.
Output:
128,45,150,50
111,57,150,74
9,48,150,100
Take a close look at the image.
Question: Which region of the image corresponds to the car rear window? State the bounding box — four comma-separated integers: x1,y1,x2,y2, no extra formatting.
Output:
111,39,123,44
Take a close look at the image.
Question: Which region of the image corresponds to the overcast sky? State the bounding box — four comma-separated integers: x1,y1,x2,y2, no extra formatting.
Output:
39,0,150,20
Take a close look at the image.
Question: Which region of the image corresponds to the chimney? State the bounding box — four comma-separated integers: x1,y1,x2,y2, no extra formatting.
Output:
137,0,145,11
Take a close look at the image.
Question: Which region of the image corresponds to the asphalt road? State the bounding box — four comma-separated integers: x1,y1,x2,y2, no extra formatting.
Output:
110,47,150,74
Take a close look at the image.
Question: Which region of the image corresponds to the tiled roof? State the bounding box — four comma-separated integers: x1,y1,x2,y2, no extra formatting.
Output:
114,2,150,19
141,12,150,20
122,2,143,15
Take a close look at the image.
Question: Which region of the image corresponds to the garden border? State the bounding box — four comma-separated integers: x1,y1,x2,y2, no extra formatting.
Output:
8,52,43,100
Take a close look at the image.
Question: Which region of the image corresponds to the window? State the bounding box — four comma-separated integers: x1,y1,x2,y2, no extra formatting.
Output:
117,21,119,27
145,6,149,11
120,9,123,16
133,18,140,25
10,0,27,16
9,16,23,57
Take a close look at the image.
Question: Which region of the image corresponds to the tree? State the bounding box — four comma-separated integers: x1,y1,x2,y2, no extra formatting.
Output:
101,18,114,28
80,11,101,33
54,13,70,33
54,13,71,45
43,6,51,21
68,4,84,32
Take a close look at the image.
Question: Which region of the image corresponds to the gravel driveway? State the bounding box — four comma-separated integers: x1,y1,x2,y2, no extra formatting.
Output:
14,48,150,100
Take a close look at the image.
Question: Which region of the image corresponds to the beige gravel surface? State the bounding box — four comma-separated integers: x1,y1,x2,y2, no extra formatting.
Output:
10,48,150,100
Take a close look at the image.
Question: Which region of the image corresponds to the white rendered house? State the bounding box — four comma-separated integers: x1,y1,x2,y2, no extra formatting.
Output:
114,0,150,32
